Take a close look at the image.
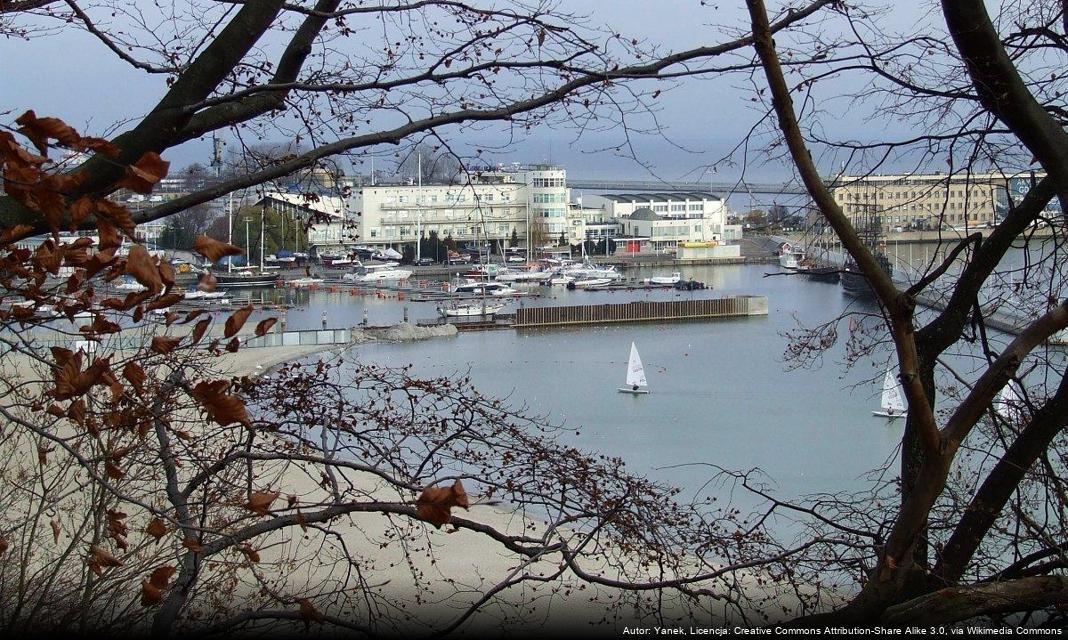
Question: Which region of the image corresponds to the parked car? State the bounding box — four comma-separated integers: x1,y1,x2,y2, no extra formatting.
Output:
414,257,435,266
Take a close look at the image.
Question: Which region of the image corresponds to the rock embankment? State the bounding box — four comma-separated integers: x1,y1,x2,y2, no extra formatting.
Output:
356,322,458,342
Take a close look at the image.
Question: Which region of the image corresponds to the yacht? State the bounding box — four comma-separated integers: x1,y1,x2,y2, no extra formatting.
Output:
437,302,504,318
214,270,278,288
453,281,519,296
342,261,413,283
644,272,682,285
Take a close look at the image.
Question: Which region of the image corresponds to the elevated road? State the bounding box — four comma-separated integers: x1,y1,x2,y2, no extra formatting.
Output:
567,179,808,196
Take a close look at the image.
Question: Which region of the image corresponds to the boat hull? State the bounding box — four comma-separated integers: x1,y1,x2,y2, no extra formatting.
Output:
618,387,650,395
214,273,278,288
872,410,906,420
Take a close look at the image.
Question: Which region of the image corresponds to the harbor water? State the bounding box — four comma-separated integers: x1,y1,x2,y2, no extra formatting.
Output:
268,263,917,509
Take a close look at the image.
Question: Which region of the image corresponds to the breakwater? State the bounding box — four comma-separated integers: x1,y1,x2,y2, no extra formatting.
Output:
512,296,768,328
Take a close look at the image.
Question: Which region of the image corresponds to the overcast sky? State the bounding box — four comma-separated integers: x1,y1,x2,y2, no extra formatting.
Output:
0,1,938,183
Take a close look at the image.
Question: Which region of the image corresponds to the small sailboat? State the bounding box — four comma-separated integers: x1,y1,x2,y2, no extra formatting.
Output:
994,380,1025,422
872,368,907,419
618,342,649,395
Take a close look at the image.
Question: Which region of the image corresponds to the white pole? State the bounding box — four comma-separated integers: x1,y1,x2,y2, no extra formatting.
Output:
260,204,266,270
417,153,422,261
245,217,251,270
227,191,234,273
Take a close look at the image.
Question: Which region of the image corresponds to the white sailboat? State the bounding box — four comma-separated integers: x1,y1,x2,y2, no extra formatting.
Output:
872,368,907,419
994,380,1025,422
618,342,649,395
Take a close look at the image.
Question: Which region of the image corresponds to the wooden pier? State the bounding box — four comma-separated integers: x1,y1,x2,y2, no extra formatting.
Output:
511,296,768,328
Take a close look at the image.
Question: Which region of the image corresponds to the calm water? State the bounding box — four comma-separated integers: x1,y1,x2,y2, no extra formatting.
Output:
266,263,912,506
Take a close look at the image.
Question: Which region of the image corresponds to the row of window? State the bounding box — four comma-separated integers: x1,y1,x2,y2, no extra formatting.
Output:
531,177,565,188
368,224,516,238
381,210,521,221
844,202,995,214
382,191,516,205
842,188,992,200
532,193,567,203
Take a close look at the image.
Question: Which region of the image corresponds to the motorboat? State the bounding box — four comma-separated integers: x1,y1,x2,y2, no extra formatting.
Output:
644,272,682,285
453,281,519,296
184,290,229,300
567,277,612,290
342,262,413,283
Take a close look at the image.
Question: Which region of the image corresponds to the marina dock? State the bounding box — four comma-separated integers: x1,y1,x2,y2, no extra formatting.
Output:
512,296,767,328
418,296,769,331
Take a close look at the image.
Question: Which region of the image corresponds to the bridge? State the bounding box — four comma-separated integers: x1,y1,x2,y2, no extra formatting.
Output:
567,179,809,196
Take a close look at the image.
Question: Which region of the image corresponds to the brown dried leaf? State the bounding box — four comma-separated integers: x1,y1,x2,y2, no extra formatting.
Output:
140,579,163,607
192,235,243,262
197,271,217,293
191,380,249,426
245,491,279,516
15,110,81,154
181,537,203,553
145,518,168,541
150,335,181,354
415,480,470,529
225,337,240,353
123,362,146,393
158,260,174,289
239,544,260,563
50,518,60,543
67,398,86,425
145,292,183,312
224,304,254,338
116,152,170,194
87,544,122,576
149,565,176,590
190,318,211,345
124,245,162,296
105,460,124,480
298,598,325,627
254,317,277,337
70,196,95,228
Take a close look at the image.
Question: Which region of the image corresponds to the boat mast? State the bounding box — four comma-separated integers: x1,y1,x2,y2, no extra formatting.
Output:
260,203,266,270
416,152,422,262
244,216,252,270
227,192,234,273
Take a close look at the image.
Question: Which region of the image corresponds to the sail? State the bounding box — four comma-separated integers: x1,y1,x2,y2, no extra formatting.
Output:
626,342,647,388
880,369,906,413
995,381,1024,421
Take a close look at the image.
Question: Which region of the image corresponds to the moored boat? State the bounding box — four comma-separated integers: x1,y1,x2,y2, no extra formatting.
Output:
213,271,278,288
437,302,505,318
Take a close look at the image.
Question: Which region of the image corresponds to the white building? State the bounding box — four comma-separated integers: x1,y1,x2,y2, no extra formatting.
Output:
261,192,351,253
343,164,570,252
581,192,731,250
